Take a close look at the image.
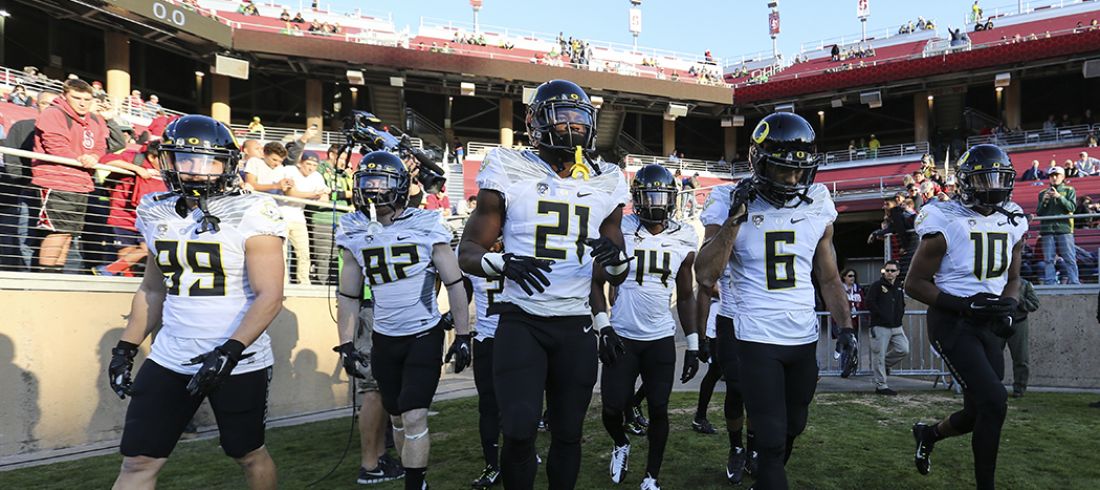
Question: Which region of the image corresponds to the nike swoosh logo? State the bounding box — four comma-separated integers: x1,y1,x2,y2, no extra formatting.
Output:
577,192,592,198
726,468,736,479
997,221,1008,226
397,235,411,240
791,217,807,223
583,325,594,334
660,243,673,248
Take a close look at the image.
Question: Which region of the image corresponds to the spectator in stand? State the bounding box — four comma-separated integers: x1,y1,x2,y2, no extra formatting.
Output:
1004,278,1039,398
126,90,143,117
312,145,352,285
240,139,265,170
425,187,452,217
1076,151,1100,176
30,79,112,273
1022,159,1046,181
8,85,32,107
668,150,680,163
1037,166,1079,284
291,12,305,23
868,134,881,158
684,172,700,216
0,90,59,271
239,0,259,15
90,81,105,99
145,110,172,140
865,260,909,396
248,116,265,136
94,142,167,277
1063,159,1080,178
1043,114,1057,138
279,8,291,21
281,154,329,285
919,180,938,205
308,19,323,32
96,98,134,153
457,194,477,216
972,1,984,23
831,44,841,62
144,94,161,117
244,142,291,194
282,125,321,167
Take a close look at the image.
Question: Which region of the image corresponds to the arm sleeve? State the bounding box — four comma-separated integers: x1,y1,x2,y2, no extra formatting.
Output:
238,196,289,240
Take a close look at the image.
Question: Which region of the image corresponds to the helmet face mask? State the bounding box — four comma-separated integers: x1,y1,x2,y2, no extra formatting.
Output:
631,164,678,224
748,113,819,208
352,151,410,214
526,80,597,155
158,115,241,197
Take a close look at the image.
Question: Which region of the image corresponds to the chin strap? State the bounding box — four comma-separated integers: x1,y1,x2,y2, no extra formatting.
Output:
195,195,221,234
991,204,1026,225
568,146,591,180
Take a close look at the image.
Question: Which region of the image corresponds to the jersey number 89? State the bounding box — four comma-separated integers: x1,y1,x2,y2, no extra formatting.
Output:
155,240,226,297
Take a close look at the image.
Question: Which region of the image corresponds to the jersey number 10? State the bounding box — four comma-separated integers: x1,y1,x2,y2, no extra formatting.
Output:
970,232,1009,280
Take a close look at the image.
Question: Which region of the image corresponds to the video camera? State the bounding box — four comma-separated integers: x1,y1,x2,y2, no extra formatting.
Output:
341,110,447,195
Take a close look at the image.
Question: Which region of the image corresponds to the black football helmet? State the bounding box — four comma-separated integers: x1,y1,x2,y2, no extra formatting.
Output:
631,164,678,223
158,115,240,197
352,151,410,213
956,144,1015,209
526,80,597,156
748,112,819,208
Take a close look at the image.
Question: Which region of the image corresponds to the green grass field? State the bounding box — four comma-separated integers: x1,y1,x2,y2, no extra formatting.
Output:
3,391,1099,489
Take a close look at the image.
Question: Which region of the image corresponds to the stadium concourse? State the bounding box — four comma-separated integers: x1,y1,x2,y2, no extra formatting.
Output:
0,0,1100,488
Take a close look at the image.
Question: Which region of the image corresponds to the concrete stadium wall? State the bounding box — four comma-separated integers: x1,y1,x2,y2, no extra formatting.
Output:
0,273,1096,462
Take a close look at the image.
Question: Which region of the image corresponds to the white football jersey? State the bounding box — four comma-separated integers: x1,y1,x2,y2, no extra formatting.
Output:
914,200,1027,297
610,214,698,341
471,274,504,341
336,208,454,336
700,183,837,345
705,296,719,339
136,192,287,375
477,148,630,317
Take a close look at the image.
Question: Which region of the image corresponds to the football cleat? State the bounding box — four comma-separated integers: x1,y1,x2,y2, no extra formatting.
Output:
640,474,661,490
631,405,650,428
358,453,405,484
610,443,631,484
691,416,717,435
625,418,647,436
743,450,759,478
471,464,500,488
726,447,746,485
913,423,936,476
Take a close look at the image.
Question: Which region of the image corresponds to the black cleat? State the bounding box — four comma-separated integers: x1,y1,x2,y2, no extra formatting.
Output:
912,423,936,476
631,405,650,428
726,447,746,485
743,450,759,478
471,464,500,488
691,416,717,435
358,453,405,484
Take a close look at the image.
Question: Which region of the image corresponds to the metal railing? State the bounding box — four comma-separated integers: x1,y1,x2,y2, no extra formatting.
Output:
622,154,737,175
966,124,1096,148
815,311,951,379
799,20,939,53
823,141,930,165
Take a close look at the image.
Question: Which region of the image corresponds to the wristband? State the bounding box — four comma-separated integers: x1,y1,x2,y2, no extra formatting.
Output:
481,252,505,277
934,292,970,312
220,339,247,359
604,257,630,276
115,340,139,352
685,333,699,351
594,312,611,330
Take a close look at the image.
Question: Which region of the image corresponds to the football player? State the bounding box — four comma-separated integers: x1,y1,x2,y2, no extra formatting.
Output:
334,151,470,490
598,164,700,490
696,112,854,489
108,115,285,489
466,240,505,489
458,79,630,490
906,144,1026,490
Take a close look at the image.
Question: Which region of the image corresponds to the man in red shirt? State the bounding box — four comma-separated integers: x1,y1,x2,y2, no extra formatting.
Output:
31,79,109,271
94,142,167,277
424,187,451,217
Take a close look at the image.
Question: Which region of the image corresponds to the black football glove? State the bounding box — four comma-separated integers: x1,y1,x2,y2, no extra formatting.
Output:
936,292,1017,318
183,339,253,396
584,237,632,270
445,333,473,374
439,311,455,331
728,178,756,224
598,327,626,365
680,349,700,383
108,340,139,400
483,253,554,296
990,315,1017,339
837,328,859,378
697,336,712,364
333,341,369,379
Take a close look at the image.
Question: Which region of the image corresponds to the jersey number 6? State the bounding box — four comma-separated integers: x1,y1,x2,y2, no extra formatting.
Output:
765,231,796,290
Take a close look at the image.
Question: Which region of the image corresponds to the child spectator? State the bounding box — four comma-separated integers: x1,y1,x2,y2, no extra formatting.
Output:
94,142,167,276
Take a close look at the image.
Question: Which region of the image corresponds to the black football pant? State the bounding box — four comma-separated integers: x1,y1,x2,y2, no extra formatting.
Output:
929,306,1007,490
493,310,597,490
473,338,500,469
714,316,745,430
600,336,676,478
736,339,818,490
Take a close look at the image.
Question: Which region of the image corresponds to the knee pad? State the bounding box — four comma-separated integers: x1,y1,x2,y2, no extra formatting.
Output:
402,409,429,441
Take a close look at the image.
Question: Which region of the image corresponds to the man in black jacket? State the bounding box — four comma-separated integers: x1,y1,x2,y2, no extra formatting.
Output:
865,260,909,395
0,90,57,271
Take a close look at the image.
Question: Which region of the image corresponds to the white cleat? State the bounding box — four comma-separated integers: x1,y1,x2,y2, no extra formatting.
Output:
640,474,661,490
610,443,631,484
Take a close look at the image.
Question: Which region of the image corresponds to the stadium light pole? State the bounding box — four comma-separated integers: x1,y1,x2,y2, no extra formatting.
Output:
629,0,642,52
470,0,482,34
768,1,780,60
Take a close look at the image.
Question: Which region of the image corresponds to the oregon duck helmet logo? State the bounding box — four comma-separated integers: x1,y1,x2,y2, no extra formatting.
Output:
752,121,771,144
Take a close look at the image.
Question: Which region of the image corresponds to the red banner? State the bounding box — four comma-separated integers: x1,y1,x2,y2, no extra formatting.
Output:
769,11,780,36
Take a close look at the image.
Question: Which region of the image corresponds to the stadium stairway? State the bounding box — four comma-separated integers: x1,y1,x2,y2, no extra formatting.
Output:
369,84,406,133
594,106,626,158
